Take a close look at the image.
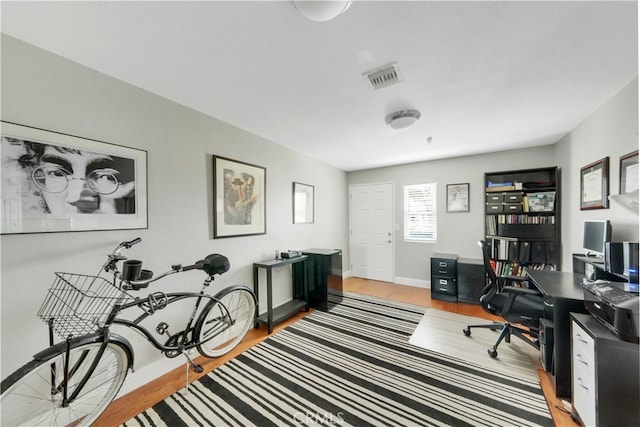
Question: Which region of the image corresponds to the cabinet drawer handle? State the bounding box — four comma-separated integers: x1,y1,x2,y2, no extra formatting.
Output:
439,262,447,267
439,279,448,285
576,353,589,366
576,377,590,391
576,332,589,344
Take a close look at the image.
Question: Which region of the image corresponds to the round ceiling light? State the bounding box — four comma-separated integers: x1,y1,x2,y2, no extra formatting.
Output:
385,109,421,130
291,0,353,22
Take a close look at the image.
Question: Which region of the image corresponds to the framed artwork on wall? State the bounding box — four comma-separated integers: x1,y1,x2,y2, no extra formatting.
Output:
446,183,469,212
580,157,609,210
293,182,314,224
1,121,148,234
213,155,266,238
619,150,638,195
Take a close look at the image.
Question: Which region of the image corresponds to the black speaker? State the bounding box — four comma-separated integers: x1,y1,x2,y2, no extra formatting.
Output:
605,242,625,274
539,318,554,373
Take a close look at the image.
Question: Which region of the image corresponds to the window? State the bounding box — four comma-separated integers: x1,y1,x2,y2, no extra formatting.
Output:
404,183,437,242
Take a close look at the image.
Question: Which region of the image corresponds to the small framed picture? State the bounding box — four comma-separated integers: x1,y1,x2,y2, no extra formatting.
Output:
619,150,638,195
580,157,609,210
213,155,266,238
446,183,469,212
1,121,148,234
293,182,314,224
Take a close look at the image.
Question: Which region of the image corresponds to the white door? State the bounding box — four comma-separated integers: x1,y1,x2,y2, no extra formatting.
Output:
349,183,394,282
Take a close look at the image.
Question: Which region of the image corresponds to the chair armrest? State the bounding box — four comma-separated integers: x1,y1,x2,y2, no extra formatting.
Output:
502,286,541,296
500,274,528,282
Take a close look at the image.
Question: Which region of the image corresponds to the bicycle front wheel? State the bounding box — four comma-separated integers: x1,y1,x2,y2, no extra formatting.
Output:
1,341,130,426
196,285,256,358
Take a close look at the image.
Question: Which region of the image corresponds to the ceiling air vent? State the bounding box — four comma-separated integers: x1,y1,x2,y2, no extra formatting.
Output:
364,62,403,90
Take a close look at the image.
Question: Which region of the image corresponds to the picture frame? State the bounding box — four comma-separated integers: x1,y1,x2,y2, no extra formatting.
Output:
293,182,314,224
619,150,638,195
446,183,469,212
580,157,609,210
1,121,148,234
213,155,266,238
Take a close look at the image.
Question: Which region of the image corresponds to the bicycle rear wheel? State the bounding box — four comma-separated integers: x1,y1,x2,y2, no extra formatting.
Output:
196,285,256,358
1,341,129,426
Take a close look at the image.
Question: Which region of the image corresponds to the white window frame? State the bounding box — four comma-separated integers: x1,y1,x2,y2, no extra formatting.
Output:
403,183,437,242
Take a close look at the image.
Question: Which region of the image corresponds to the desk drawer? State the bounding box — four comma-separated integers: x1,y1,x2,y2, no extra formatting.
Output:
572,321,595,362
572,320,596,427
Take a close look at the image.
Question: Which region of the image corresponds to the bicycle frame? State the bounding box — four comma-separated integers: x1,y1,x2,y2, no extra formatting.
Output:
35,238,239,408
109,289,226,353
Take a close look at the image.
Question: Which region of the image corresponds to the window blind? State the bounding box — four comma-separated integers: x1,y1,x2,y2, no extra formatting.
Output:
404,183,437,242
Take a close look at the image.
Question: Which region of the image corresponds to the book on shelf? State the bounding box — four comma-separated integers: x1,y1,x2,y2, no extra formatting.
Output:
495,214,555,225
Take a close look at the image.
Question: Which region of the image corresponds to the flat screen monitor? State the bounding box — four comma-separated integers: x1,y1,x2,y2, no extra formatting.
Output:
582,220,612,258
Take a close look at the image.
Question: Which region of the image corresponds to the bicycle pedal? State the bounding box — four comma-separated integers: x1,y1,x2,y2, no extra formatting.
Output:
164,349,181,358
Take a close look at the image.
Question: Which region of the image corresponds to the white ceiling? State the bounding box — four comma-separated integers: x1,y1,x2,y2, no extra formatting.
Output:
1,1,637,171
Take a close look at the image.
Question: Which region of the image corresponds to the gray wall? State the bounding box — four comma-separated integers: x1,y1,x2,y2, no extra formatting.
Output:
555,78,639,266
347,78,639,285
0,35,349,390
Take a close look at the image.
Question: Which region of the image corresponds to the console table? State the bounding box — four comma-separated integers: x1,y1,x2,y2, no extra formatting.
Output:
253,256,308,334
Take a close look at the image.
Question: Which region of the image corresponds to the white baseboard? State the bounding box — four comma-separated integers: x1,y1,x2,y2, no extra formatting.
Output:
395,277,430,288
117,356,186,397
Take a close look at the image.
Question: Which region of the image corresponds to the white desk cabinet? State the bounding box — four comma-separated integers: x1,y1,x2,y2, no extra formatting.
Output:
571,313,639,427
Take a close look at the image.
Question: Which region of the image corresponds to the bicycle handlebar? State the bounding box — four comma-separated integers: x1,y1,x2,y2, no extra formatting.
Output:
121,237,142,249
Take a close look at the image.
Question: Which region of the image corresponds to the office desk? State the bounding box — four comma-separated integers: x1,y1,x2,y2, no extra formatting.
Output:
527,270,588,398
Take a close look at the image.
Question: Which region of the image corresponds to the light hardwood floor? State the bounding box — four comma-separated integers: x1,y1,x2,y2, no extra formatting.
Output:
95,277,578,426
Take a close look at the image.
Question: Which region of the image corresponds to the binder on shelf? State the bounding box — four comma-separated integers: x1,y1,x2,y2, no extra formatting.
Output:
545,242,558,265
508,240,519,260
531,242,547,263
518,241,531,262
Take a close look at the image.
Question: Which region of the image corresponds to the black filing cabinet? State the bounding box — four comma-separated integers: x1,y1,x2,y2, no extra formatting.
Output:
456,258,485,304
430,253,458,302
294,248,343,311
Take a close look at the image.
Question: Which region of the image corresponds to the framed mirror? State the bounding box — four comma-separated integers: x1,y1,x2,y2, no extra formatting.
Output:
293,182,314,224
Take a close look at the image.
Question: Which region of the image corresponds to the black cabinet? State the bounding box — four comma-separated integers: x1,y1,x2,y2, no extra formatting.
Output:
457,258,485,304
431,253,457,302
294,248,343,311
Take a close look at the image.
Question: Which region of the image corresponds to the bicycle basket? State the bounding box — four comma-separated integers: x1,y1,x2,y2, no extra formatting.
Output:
37,272,133,338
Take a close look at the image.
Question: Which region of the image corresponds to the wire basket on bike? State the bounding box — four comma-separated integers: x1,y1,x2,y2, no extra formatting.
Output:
37,272,133,339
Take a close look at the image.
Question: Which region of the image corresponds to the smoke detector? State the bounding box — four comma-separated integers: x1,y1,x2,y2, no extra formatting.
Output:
364,63,403,90
385,110,421,130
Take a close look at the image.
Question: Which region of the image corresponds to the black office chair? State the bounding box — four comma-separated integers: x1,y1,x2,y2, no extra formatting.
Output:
463,240,544,358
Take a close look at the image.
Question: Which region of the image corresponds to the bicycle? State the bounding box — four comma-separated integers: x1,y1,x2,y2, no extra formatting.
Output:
0,237,257,426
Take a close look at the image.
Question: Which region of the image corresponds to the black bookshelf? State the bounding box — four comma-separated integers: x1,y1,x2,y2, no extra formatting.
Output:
484,166,560,275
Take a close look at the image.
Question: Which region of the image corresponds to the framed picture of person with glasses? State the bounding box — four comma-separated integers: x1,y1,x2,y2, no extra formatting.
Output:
1,121,148,234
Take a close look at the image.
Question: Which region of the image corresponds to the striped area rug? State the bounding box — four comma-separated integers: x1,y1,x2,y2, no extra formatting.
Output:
124,292,553,427
409,308,540,383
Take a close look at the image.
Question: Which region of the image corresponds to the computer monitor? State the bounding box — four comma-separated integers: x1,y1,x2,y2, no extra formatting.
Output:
582,220,612,258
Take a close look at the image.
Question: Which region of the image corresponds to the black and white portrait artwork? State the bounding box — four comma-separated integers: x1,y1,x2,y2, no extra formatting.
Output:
1,122,147,234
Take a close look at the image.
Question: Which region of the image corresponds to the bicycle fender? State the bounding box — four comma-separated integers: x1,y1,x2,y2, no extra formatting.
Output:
32,333,134,369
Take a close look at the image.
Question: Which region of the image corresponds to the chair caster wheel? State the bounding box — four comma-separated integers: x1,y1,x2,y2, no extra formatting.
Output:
463,327,471,337
488,348,498,358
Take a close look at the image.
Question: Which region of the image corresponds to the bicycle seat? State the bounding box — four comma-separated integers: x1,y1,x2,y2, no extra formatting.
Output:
200,254,230,276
